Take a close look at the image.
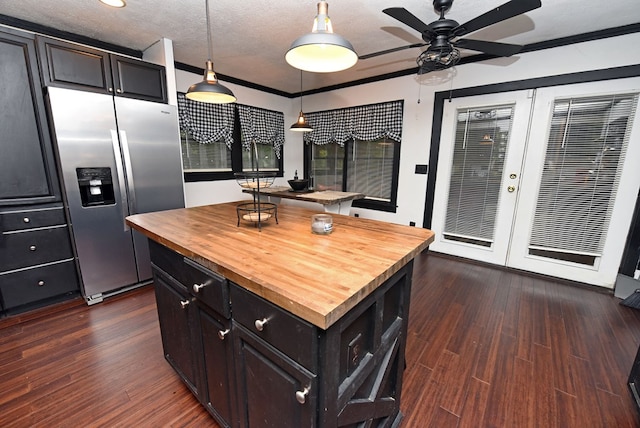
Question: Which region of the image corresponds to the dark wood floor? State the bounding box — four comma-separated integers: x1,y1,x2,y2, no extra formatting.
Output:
1,252,640,427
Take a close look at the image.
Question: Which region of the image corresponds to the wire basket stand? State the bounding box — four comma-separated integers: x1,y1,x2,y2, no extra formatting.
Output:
234,142,278,231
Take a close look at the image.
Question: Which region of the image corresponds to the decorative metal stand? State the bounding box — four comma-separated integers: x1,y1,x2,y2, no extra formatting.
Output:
234,142,278,231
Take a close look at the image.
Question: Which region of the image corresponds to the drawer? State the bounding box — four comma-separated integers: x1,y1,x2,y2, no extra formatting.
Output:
1,207,65,231
149,240,230,318
0,260,79,309
230,283,317,370
0,226,73,272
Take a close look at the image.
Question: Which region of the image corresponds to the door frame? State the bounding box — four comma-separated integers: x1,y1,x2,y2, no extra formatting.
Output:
424,65,640,229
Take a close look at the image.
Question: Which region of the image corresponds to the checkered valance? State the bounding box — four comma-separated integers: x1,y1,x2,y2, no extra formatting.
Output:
303,100,404,146
177,93,235,149
238,105,285,159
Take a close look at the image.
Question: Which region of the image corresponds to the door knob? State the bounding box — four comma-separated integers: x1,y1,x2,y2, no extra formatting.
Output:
507,186,516,193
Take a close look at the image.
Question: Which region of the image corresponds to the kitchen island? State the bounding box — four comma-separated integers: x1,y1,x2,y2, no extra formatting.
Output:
126,202,434,428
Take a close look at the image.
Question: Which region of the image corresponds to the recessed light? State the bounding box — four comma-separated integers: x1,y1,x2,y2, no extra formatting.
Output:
99,0,126,8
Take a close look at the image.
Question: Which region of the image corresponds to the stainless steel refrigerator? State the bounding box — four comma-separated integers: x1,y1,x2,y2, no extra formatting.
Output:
47,87,185,304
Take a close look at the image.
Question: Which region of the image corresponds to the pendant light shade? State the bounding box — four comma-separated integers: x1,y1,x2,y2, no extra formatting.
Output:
290,111,313,132
290,71,312,132
285,1,357,73
186,0,236,104
99,0,126,7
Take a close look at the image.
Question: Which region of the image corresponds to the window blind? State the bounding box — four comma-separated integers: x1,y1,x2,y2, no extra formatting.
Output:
303,100,403,146
529,93,638,258
177,93,235,148
237,105,284,159
346,139,395,201
444,105,515,244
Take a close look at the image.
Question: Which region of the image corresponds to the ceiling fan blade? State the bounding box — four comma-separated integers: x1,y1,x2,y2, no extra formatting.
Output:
454,38,523,56
359,43,427,60
452,0,541,37
383,8,432,35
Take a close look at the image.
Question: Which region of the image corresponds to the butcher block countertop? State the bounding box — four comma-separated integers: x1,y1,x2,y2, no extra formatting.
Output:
126,202,434,329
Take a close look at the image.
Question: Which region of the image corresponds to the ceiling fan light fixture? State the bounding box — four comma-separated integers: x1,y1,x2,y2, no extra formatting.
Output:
285,1,358,73
186,0,236,104
417,46,460,73
99,0,126,7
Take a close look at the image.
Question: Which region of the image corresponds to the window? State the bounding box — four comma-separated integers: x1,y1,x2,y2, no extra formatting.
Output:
177,93,284,182
303,100,403,212
307,137,400,212
180,129,231,172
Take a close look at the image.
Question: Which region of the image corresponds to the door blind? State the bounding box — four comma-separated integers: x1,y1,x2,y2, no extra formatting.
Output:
529,93,638,260
444,105,515,244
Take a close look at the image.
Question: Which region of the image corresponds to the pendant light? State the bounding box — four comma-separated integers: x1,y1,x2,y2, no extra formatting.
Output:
290,71,313,132
285,1,358,73
186,0,236,104
99,0,126,7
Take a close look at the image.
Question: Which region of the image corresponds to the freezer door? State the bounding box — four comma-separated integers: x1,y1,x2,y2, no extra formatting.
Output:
114,97,184,280
47,88,139,298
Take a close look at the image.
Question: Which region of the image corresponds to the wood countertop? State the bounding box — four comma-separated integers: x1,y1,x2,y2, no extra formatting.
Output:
126,202,434,329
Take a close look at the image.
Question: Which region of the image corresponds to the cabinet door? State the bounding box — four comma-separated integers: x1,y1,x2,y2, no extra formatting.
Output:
198,305,236,427
37,36,113,94
153,268,200,397
0,29,60,206
111,55,167,103
233,323,317,428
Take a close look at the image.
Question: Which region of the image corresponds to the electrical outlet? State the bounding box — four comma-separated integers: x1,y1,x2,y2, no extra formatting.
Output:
409,221,416,227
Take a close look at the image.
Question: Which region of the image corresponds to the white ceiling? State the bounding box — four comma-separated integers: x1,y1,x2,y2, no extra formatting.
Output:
1,0,639,95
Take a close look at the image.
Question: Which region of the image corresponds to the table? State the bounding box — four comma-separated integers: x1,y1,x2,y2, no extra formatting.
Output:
243,185,364,215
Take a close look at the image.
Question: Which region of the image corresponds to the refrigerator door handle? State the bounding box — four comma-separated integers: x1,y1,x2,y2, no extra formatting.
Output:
119,130,137,216
111,129,131,232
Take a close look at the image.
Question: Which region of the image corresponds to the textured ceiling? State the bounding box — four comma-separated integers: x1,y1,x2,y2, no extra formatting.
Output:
0,0,639,95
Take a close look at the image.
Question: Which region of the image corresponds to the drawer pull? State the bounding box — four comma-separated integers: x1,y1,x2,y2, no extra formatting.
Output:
193,283,206,293
295,386,310,404
254,318,268,331
29,245,37,251
38,280,45,287
218,329,230,340
23,217,30,223
180,299,190,309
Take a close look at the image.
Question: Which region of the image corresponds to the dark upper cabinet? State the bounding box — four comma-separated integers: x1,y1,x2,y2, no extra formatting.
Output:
0,28,60,206
37,37,168,103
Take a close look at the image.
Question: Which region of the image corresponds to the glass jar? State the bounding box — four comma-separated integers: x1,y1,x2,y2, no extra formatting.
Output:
311,214,333,235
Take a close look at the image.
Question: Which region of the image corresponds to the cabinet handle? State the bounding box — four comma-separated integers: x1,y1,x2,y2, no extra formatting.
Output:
295,386,310,404
193,283,206,293
180,299,190,309
116,88,123,94
108,87,114,92
218,329,230,340
38,280,45,287
29,245,37,251
23,217,30,223
254,318,268,331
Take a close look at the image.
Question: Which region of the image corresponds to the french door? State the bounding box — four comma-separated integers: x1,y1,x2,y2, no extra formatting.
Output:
430,78,640,288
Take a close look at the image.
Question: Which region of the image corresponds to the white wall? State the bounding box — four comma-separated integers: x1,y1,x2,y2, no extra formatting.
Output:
176,32,640,226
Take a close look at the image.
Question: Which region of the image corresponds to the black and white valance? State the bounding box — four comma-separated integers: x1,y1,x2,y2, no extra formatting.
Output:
303,100,404,146
237,105,285,159
177,93,235,148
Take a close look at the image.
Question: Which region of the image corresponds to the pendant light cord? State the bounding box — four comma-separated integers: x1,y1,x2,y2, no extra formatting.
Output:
300,70,304,110
206,0,213,61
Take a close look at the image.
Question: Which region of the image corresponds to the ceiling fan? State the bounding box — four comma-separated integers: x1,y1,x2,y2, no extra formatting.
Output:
360,0,542,74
